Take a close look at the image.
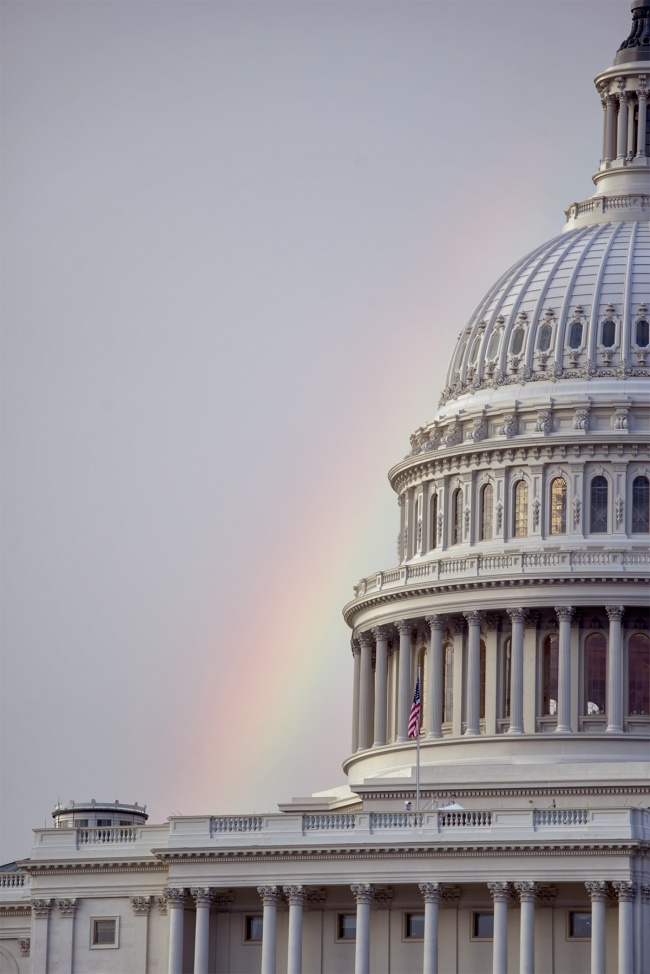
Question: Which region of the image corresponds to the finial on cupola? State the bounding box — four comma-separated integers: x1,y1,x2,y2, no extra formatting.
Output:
616,0,650,64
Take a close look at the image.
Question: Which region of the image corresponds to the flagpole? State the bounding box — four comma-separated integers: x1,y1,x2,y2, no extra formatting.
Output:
416,665,421,813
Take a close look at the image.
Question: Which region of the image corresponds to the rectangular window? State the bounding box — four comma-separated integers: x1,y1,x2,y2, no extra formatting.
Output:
245,915,263,942
96,819,112,827
473,912,494,938
90,917,118,948
74,819,89,828
569,911,591,938
337,914,356,940
404,912,424,939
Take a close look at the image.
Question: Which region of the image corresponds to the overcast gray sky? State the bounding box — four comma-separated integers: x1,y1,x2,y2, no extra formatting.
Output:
1,0,626,861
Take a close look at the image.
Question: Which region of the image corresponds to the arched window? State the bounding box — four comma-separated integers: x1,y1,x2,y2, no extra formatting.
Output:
628,633,650,716
511,327,525,355
513,480,528,538
550,477,567,534
469,334,482,365
486,330,501,359
590,476,608,533
415,495,422,552
542,634,559,716
430,493,438,549
568,321,583,349
480,484,493,541
442,643,454,723
480,639,486,720
601,319,616,347
632,476,650,533
584,633,606,715
502,637,511,719
452,488,463,545
636,318,649,347
537,322,553,351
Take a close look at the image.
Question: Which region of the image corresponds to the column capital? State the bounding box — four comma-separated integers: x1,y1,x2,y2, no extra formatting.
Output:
372,887,394,909
358,631,373,648
282,885,306,906
484,613,500,631
640,883,650,905
350,883,374,905
130,896,153,916
31,899,52,919
424,614,445,632
395,619,416,636
488,882,511,904
257,885,283,906
164,887,187,908
536,885,557,907
464,610,483,626
191,888,215,909
585,882,609,902
17,939,30,958
304,888,327,909
56,898,77,918
156,896,168,915
439,887,461,909
605,605,625,622
514,882,538,903
612,880,636,903
371,625,390,641
507,608,526,623
418,882,443,903
214,891,235,911
554,605,575,622
351,639,360,658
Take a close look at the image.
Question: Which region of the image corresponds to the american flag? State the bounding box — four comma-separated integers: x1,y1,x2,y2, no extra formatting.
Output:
408,675,421,738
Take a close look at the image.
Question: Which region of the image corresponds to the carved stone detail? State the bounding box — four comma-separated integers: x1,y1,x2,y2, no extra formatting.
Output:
573,408,590,431
304,888,327,908
57,898,77,918
443,423,462,448
191,888,215,909
156,896,168,915
31,899,51,919
18,939,30,957
130,896,153,916
164,888,187,908
214,891,235,911
282,886,306,906
612,407,629,430
535,410,553,434
372,887,394,908
573,496,581,527
439,886,461,908
372,625,390,641
612,881,636,903
467,417,487,443
554,606,575,623
585,882,609,902
488,882,511,903
350,884,375,905
500,414,517,438
616,495,624,525
536,886,557,907
425,614,445,632
419,882,443,904
514,882,538,903
605,605,625,622
257,886,283,906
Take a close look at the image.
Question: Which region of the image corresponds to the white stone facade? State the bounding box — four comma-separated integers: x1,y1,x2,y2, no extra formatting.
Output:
1,4,649,974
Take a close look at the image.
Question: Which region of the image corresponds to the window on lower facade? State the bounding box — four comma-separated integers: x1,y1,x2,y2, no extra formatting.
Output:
589,476,608,533
452,488,463,545
542,633,559,716
584,632,607,715
337,914,356,940
513,480,528,538
480,484,493,541
245,916,263,942
632,476,650,533
473,912,494,938
91,918,118,948
550,477,567,535
430,493,438,549
628,633,650,715
404,913,424,939
569,911,591,938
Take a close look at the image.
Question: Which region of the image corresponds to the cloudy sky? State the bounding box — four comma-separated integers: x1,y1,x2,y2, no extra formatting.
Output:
1,0,626,860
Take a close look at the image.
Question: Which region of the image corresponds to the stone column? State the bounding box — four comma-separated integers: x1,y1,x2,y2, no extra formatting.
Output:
131,897,153,974
613,881,635,974
351,640,360,753
419,883,442,974
605,605,624,733
372,626,390,746
258,886,282,974
425,616,444,739
30,900,51,974
640,884,650,974
358,632,374,751
637,88,648,156
351,885,374,974
488,883,510,974
627,94,636,154
283,886,305,974
191,888,214,974
55,899,76,974
464,611,482,736
396,620,415,742
617,90,629,158
554,606,574,733
507,609,525,734
514,883,537,974
585,882,608,974
605,94,616,163
165,888,187,974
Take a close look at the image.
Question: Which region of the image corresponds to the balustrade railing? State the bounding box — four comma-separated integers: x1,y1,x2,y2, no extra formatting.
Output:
534,809,589,826
0,873,27,888
370,812,423,829
303,814,356,831
439,810,492,828
211,816,263,834
77,827,138,845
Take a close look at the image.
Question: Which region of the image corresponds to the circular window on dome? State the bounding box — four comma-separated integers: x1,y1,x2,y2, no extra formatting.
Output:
635,318,649,348
510,327,525,356
486,329,501,360
568,320,583,349
537,322,553,352
600,319,616,348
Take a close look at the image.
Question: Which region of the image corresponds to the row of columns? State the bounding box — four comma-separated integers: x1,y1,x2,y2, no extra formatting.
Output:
163,879,644,974
602,84,648,164
352,605,628,752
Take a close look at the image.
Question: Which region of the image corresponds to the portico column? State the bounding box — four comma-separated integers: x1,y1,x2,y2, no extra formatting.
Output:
351,884,374,974
585,882,608,974
419,883,442,974
165,888,187,974
605,605,624,733
358,632,374,750
617,90,629,158
56,899,77,974
283,886,305,974
258,886,282,974
30,899,51,974
131,896,153,974
488,883,510,974
515,883,537,974
372,626,390,746
613,881,636,974
396,620,415,742
507,609,525,734
191,888,214,974
351,640,360,753
425,616,444,739
554,606,574,732
464,611,482,736
637,88,648,156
